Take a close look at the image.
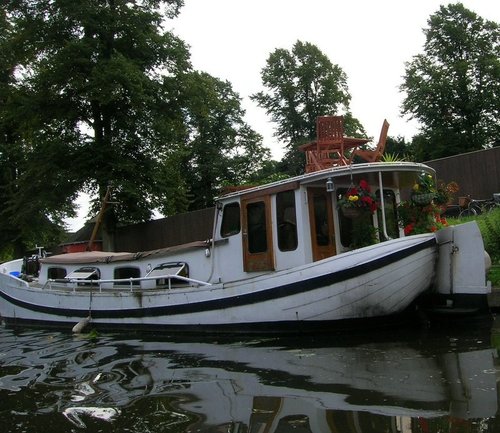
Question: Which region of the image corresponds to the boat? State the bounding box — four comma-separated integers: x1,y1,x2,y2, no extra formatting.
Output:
0,161,492,332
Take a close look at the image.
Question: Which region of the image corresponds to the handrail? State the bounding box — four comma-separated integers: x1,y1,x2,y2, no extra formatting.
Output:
44,273,212,292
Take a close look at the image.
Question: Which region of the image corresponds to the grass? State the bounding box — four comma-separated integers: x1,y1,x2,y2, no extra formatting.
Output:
489,266,500,288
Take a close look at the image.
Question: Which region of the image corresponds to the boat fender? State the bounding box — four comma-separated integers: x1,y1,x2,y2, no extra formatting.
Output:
72,316,91,334
485,251,492,273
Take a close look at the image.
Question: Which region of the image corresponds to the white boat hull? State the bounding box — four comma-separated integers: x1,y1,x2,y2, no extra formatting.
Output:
0,235,436,332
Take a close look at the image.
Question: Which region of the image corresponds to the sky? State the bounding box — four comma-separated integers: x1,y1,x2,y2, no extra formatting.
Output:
64,0,499,231
170,0,499,159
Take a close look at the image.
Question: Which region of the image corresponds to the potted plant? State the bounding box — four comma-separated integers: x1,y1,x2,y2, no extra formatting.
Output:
338,179,379,219
411,172,436,205
434,180,459,206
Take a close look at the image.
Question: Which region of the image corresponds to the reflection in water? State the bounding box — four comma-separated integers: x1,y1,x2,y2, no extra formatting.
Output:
0,320,499,432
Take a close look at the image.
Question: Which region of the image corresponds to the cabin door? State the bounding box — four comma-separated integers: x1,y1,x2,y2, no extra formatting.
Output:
307,188,336,261
241,195,275,272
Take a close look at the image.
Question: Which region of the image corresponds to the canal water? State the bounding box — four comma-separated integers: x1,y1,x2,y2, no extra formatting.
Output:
1,317,499,432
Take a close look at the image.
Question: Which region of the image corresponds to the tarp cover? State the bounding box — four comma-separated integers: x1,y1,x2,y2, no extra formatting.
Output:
41,241,208,265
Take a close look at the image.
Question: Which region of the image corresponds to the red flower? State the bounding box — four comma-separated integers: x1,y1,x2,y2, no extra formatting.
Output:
404,223,414,235
359,179,370,192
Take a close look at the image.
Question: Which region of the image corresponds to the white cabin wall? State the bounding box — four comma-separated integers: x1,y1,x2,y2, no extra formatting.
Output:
272,189,310,270
210,203,247,283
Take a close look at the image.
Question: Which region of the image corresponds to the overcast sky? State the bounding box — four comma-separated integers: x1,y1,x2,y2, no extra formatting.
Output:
65,0,499,231
171,0,499,159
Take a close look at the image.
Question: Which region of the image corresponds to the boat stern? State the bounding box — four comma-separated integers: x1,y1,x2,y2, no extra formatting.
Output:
431,221,491,314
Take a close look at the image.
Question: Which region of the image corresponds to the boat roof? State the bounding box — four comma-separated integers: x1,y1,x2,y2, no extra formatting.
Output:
41,241,208,265
217,162,435,201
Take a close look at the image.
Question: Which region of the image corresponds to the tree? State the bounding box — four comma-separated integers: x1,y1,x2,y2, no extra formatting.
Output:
401,3,500,160
181,71,271,210
4,0,191,251
384,136,414,160
252,40,365,175
1,8,70,257
2,1,271,254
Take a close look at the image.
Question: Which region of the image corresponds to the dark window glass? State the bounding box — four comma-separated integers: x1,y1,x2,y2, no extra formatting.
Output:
220,202,241,237
247,201,267,253
114,267,141,285
47,267,67,279
313,195,330,246
277,190,298,251
376,189,399,240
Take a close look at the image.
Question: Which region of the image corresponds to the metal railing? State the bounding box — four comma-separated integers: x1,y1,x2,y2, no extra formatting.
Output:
44,273,212,292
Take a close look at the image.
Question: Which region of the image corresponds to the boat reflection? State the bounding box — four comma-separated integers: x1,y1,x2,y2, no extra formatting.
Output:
0,325,498,432
126,332,498,432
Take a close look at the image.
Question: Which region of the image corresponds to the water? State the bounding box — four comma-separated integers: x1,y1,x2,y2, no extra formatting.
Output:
1,317,499,432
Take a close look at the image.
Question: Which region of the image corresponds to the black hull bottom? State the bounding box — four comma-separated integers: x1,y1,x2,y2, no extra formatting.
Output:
1,293,493,336
1,309,426,336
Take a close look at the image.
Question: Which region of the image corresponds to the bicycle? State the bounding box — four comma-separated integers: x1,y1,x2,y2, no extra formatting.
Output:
458,194,500,217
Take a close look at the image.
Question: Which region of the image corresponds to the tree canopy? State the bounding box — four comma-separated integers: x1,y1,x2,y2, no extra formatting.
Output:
180,71,270,210
252,40,365,175
401,3,500,160
1,0,269,255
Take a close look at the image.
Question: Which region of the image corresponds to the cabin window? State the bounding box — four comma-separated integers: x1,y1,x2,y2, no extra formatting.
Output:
114,267,141,286
337,188,375,248
148,262,189,286
376,189,399,240
312,194,330,246
247,201,268,253
276,190,298,251
220,202,241,237
65,267,100,286
47,267,67,279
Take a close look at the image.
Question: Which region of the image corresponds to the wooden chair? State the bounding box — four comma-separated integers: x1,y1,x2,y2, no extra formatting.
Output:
350,119,389,163
299,116,346,172
315,115,345,167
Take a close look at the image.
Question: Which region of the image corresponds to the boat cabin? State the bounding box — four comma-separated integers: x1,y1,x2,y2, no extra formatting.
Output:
32,162,435,290
210,162,434,283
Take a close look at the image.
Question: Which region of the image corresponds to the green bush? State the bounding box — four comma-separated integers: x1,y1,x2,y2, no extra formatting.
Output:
449,208,500,264
475,208,500,264
489,266,500,288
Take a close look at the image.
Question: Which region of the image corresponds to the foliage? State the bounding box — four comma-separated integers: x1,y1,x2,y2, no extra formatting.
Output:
252,40,365,175
489,266,500,287
384,136,414,160
1,1,271,253
380,152,405,162
400,173,458,235
350,218,378,249
475,208,500,264
2,0,191,240
401,4,500,160
180,71,270,210
398,202,449,235
434,180,459,205
410,172,459,210
337,180,378,213
449,207,500,266
412,172,436,195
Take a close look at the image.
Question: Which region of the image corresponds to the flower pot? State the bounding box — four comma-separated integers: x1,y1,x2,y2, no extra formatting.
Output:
341,207,364,219
411,192,435,205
